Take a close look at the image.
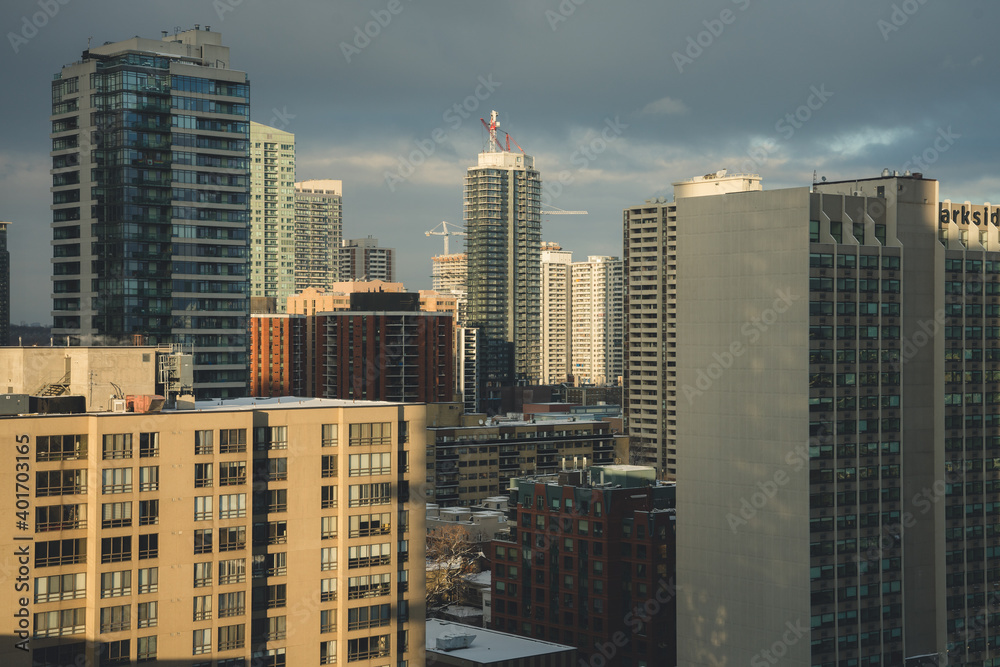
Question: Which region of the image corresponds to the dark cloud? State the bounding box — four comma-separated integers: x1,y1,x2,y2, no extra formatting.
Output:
0,0,996,323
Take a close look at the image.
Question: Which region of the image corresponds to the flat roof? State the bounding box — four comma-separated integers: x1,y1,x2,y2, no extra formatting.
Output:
426,619,575,661
185,396,400,411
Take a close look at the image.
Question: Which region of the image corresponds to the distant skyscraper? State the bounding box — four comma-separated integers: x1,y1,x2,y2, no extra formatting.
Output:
250,121,296,312
340,236,395,282
431,252,467,325
294,179,342,291
541,243,572,384
570,255,623,386
0,221,8,345
49,28,250,398
464,110,542,412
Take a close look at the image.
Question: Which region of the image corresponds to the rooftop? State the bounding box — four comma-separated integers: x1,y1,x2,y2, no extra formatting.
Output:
185,396,398,412
426,620,575,661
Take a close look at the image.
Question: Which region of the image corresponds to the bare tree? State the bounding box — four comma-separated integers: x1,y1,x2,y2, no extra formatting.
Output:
425,523,481,616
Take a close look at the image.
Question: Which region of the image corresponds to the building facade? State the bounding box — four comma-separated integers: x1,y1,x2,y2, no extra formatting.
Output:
431,252,468,326
671,172,1000,666
623,171,762,476
49,28,251,398
571,255,623,386
541,244,572,385
249,122,296,312
340,237,395,283
294,180,342,292
490,465,676,666
0,396,426,667
464,111,542,412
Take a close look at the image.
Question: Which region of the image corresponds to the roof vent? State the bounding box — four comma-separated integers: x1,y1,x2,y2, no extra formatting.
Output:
436,633,476,651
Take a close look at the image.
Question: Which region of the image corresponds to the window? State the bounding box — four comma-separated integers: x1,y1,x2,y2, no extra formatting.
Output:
103,433,132,460
139,432,159,458
220,461,247,486
138,567,158,594
322,454,338,478
139,499,158,526
321,547,338,571
347,573,391,600
347,634,390,661
219,493,247,519
321,577,338,601
139,466,159,491
349,453,392,476
322,485,338,508
194,463,213,488
218,591,246,617
321,639,337,665
35,572,86,603
349,422,391,446
348,603,391,631
195,430,213,455
321,516,338,539
101,570,131,598
321,610,337,633
137,635,157,662
259,457,287,482
102,468,133,494
254,426,286,451
349,512,391,537
37,469,86,496
101,501,132,529
37,434,87,461
348,543,391,568
349,482,391,507
100,604,131,633
322,423,338,447
193,595,212,621
194,562,212,587
193,628,212,655
195,496,213,521
255,584,286,610
138,601,157,628
219,526,246,552
101,536,131,564
220,428,247,453
219,558,246,585
37,503,86,531
398,540,409,563
267,489,287,513
99,639,130,666
255,615,286,641
398,569,409,592
263,552,287,577
33,608,86,637
139,533,158,559
194,529,213,554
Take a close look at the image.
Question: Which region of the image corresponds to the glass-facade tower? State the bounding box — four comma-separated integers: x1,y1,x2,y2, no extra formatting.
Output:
50,28,250,397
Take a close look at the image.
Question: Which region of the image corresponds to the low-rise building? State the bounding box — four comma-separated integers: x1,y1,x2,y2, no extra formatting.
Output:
426,619,577,666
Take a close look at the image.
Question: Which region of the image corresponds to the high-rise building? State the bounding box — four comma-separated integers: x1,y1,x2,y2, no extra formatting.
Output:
490,465,676,664
0,396,426,667
49,28,250,398
431,252,467,325
295,179,343,291
663,171,1000,665
571,255,624,386
250,121,296,312
541,243,572,384
464,110,542,412
340,237,395,282
623,171,763,475
0,221,9,345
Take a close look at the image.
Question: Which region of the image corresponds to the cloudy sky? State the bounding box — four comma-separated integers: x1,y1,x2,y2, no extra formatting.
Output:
0,0,995,324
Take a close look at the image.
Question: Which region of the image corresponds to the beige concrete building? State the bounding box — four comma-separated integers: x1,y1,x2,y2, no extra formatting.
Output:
570,255,623,386
250,122,297,311
294,180,343,292
0,346,162,412
541,244,572,385
0,397,426,667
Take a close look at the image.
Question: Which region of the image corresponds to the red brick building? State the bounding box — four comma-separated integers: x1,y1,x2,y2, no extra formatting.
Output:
490,465,676,666
251,292,453,403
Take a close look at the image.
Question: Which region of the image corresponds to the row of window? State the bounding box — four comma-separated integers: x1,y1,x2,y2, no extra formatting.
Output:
809,252,900,270
809,301,900,316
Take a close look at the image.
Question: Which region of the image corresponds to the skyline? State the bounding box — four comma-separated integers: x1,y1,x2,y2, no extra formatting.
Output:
1,0,996,324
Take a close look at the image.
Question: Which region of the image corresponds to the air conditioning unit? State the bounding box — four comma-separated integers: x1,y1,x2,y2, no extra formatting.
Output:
111,399,127,413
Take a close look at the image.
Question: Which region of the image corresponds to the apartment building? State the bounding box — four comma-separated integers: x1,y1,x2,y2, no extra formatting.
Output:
0,397,426,667
571,255,623,387
250,122,296,312
540,244,572,385
294,180,343,292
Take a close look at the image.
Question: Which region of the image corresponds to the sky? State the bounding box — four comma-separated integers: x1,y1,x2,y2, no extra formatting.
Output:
0,0,997,325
